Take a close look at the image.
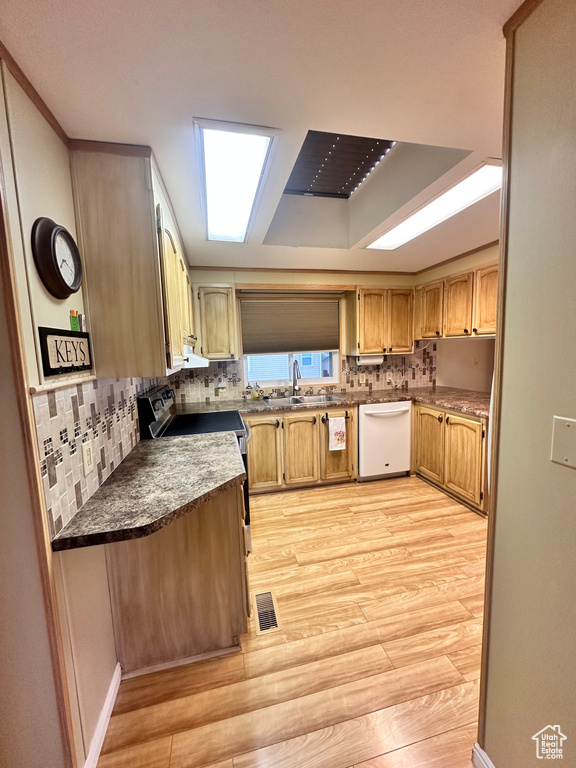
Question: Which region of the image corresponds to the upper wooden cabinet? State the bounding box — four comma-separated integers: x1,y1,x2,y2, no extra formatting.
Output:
158,214,192,371
354,287,413,355
444,272,474,337
420,281,444,338
70,144,166,378
196,285,238,360
473,264,498,335
358,289,387,354
388,289,414,353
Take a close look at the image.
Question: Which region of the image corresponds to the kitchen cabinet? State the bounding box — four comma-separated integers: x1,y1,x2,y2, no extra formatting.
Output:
416,405,445,485
353,288,413,355
245,415,283,492
415,403,486,511
444,272,474,337
444,413,484,507
70,141,191,377
473,264,498,335
283,412,320,486
196,285,238,360
245,407,357,492
105,485,247,675
358,288,387,354
420,281,444,338
320,408,356,482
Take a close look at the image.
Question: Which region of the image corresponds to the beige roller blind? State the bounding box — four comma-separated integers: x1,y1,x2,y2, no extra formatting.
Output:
240,299,340,354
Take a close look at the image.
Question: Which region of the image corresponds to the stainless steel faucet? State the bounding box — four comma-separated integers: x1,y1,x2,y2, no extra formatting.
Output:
292,359,301,396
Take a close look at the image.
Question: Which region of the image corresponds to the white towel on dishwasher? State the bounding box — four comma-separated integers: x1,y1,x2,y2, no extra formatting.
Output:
328,416,346,451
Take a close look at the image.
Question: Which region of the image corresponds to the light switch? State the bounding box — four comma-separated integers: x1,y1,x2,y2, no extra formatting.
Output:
551,416,576,469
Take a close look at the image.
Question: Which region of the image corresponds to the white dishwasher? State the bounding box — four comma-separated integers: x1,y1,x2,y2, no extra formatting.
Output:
358,401,412,480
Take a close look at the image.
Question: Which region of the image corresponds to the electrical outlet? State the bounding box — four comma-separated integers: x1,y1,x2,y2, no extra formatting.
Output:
82,440,95,476
358,372,366,384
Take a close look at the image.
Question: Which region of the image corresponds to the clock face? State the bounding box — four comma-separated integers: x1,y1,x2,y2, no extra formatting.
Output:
31,218,83,299
54,232,78,288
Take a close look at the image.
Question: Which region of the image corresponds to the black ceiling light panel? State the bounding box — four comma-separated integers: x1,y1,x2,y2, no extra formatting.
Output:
284,130,395,199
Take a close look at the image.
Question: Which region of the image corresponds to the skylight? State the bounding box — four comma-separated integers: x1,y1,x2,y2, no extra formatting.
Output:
196,121,276,242
367,163,502,250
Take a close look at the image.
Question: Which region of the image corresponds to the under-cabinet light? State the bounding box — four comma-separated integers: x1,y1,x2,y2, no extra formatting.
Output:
196,120,276,242
367,162,502,250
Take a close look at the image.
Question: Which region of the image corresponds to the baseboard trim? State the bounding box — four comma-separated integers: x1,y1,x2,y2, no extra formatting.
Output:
84,662,121,768
472,743,497,768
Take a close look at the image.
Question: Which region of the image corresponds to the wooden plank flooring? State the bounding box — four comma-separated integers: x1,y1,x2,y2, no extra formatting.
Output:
98,477,486,768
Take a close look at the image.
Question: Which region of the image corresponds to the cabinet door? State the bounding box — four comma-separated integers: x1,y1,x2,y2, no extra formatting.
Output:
283,412,320,487
444,414,484,506
421,281,444,338
359,289,387,354
473,264,498,335
180,263,194,340
159,225,183,369
414,287,423,340
388,289,414,353
198,286,236,360
416,406,445,485
444,272,474,337
320,409,356,483
245,416,283,492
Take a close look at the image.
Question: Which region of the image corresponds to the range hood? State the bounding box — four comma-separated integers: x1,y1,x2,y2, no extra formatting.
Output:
183,344,210,368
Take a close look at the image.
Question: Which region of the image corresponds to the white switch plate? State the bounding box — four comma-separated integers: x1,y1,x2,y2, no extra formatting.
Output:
82,440,95,476
551,416,576,469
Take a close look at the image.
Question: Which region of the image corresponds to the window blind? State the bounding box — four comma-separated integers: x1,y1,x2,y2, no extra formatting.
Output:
240,299,340,354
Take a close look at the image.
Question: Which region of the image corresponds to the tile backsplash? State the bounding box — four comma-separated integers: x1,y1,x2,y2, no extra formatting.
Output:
33,376,162,536
169,341,437,404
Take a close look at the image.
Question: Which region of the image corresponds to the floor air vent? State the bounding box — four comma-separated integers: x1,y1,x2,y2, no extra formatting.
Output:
253,590,281,635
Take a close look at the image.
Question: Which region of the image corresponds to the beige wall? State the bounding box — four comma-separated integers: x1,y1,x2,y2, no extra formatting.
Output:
0,60,118,765
0,256,66,767
416,242,499,285
435,338,494,393
482,1,576,765
1,64,90,389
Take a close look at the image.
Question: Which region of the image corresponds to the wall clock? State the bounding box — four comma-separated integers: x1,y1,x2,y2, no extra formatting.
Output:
31,217,83,299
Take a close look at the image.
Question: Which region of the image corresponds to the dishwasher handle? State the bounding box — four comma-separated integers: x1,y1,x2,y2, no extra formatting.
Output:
363,407,410,417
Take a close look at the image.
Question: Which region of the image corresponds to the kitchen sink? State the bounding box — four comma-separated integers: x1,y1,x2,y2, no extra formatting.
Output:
263,394,342,407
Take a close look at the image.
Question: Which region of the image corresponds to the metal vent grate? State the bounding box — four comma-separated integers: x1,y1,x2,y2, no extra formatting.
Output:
253,590,281,635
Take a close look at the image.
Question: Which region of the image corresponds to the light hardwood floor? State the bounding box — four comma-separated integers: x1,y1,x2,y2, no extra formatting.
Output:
99,477,486,768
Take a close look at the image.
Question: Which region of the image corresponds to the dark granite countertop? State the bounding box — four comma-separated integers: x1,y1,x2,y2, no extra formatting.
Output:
52,433,246,551
174,386,491,420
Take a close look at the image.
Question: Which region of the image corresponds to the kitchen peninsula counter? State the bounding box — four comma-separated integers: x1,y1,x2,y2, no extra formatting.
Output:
52,432,245,551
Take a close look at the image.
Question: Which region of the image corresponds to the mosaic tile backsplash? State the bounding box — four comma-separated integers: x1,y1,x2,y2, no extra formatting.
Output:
169,341,437,404
33,377,162,537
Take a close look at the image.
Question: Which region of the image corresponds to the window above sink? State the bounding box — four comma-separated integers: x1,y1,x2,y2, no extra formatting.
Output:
244,351,339,388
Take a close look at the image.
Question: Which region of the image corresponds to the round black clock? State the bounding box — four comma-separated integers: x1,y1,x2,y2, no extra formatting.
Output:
31,217,83,299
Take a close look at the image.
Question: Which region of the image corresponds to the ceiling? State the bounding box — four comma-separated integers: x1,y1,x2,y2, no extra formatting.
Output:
0,0,522,272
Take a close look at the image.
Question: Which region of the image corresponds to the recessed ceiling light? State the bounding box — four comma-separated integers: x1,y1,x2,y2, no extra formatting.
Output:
195,119,277,243
367,162,502,250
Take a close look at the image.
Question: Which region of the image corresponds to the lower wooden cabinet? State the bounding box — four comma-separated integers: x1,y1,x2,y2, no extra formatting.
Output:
415,404,486,511
245,407,357,493
283,412,320,486
245,416,283,492
416,406,445,485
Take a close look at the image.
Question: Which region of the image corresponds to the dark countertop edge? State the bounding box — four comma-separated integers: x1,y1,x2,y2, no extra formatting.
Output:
52,471,246,552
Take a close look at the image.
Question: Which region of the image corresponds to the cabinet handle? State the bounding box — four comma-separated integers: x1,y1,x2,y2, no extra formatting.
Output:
464,329,469,334
435,331,440,336
275,419,280,428
312,416,317,425
437,415,443,423
389,347,393,352
446,415,450,424
473,328,478,333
